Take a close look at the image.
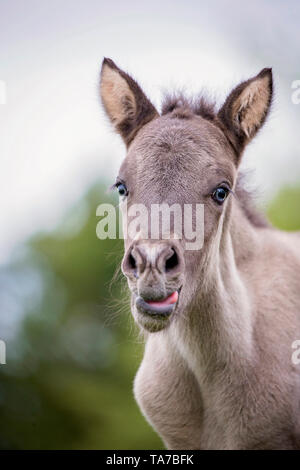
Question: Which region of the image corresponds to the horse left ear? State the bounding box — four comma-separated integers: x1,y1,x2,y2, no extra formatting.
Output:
100,58,159,147
218,68,273,158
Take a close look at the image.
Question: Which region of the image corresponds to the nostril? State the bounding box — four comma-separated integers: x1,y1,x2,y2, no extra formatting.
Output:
128,252,136,270
165,249,179,272
122,248,138,277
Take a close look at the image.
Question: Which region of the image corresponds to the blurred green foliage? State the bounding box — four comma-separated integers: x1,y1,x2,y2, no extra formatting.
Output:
267,186,300,231
0,182,300,449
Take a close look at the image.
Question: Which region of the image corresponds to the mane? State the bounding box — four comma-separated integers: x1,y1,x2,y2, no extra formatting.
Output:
161,92,269,229
161,92,216,121
235,174,270,228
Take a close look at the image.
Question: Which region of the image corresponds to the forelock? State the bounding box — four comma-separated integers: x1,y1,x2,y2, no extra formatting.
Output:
161,92,217,121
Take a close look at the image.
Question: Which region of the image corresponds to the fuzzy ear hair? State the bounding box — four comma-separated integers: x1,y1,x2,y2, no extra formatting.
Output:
218,68,273,157
100,58,158,146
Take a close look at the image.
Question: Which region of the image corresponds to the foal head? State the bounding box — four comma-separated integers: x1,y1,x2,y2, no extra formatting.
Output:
100,58,273,332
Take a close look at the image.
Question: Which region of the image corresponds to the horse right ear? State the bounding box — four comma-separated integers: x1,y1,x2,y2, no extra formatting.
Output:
217,68,273,160
100,58,158,147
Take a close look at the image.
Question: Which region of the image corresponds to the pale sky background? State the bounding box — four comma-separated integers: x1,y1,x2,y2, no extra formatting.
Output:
1,0,300,264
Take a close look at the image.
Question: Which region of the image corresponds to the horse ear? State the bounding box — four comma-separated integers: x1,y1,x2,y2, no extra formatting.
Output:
218,68,273,158
100,58,159,146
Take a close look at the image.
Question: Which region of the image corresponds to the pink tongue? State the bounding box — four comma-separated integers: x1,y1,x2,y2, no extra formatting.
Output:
147,291,178,308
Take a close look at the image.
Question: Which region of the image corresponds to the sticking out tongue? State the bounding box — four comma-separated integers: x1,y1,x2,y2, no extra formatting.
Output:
147,291,178,308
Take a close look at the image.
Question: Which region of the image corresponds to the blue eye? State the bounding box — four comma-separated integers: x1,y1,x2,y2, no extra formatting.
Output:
117,183,128,197
212,186,229,205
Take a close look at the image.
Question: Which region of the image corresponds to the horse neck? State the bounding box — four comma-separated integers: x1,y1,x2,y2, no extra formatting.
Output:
171,199,260,376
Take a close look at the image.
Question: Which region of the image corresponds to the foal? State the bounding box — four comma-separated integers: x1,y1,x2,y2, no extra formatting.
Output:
100,58,300,449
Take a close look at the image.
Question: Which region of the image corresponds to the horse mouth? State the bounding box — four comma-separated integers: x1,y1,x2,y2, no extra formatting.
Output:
135,290,179,318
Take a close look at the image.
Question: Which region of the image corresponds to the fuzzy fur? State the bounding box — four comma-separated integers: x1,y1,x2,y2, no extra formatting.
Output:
100,59,300,449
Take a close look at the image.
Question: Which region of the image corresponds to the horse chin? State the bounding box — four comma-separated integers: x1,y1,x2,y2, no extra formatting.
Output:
133,306,172,333
131,290,181,333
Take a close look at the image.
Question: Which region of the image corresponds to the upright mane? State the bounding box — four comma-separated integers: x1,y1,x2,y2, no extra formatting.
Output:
161,91,269,229
161,92,216,121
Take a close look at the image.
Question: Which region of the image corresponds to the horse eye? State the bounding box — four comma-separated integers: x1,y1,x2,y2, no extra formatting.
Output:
212,186,229,205
117,183,128,197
